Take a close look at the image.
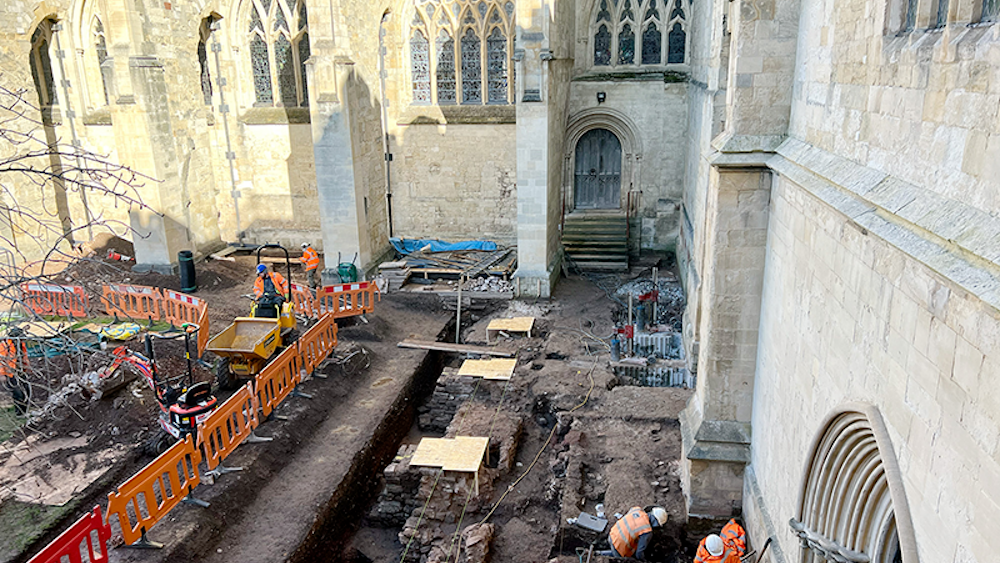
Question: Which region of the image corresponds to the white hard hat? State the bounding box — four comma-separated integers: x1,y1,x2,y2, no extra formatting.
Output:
301,242,309,248
649,506,667,526
706,534,724,557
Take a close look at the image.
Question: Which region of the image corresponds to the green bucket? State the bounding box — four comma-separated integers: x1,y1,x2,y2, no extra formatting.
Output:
337,262,358,283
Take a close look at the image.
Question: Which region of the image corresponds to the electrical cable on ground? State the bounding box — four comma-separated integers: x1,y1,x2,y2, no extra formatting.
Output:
443,375,515,563
476,355,598,526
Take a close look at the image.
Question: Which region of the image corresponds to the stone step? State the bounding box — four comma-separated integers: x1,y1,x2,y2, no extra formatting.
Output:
566,260,629,272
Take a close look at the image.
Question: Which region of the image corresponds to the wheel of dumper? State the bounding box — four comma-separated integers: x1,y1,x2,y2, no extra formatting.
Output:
215,357,236,392
144,431,174,456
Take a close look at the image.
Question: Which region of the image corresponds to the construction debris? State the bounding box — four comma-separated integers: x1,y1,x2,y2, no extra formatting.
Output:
463,276,513,293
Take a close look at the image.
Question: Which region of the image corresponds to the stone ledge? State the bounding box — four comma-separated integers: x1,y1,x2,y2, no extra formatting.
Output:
82,108,112,126
397,104,516,125
239,107,311,125
681,414,752,464
771,138,1000,310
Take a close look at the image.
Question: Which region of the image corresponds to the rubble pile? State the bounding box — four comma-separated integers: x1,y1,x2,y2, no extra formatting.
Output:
26,371,102,424
615,276,685,327
462,276,513,293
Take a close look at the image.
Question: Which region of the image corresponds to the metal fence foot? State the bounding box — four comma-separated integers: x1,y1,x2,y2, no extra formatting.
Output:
129,531,164,549
292,389,313,399
246,430,274,443
182,493,210,509
207,464,244,480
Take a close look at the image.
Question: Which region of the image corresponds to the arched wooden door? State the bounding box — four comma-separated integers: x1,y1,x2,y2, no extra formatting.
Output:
574,128,622,209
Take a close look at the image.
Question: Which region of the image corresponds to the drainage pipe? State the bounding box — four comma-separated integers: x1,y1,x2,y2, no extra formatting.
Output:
378,12,394,238
210,21,244,246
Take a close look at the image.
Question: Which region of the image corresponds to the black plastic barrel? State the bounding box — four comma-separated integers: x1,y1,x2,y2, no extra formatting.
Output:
178,250,197,292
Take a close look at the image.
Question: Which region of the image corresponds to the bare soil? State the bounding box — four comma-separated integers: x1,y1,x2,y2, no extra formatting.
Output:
5,249,699,563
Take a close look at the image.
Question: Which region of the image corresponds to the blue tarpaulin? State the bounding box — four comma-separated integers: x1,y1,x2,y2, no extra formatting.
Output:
390,237,497,255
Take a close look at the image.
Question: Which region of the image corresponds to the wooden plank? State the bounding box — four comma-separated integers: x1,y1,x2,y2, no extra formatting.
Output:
410,436,489,472
397,339,517,357
487,317,535,333
458,358,516,380
465,249,513,278
435,290,513,300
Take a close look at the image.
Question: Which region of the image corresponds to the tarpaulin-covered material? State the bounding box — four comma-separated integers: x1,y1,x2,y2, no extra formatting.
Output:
390,238,498,255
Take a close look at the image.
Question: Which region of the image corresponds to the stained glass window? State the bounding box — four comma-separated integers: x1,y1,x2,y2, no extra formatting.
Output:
621,0,634,21
251,34,273,103
411,0,513,105
460,28,481,104
30,23,58,107
274,4,289,31
935,0,949,26
641,22,660,64
597,0,611,21
298,32,310,104
985,0,1000,21
594,25,612,65
487,28,507,103
199,39,212,105
670,0,684,20
592,0,685,68
247,0,309,106
644,1,660,21
904,0,917,29
95,20,111,105
618,24,635,65
250,5,263,32
667,22,685,63
436,31,457,104
411,30,431,104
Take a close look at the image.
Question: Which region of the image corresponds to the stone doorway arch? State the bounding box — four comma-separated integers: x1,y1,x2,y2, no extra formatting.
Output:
563,108,642,213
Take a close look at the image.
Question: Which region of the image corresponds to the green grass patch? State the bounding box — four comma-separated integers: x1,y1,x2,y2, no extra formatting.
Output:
0,499,75,561
0,406,25,443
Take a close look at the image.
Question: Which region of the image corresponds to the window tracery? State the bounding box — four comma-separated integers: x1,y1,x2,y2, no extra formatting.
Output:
94,20,110,106
408,0,515,105
246,0,309,106
592,0,688,68
30,21,58,108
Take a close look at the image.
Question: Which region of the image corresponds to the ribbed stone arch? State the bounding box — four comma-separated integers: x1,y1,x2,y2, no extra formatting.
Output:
793,404,919,563
563,108,642,211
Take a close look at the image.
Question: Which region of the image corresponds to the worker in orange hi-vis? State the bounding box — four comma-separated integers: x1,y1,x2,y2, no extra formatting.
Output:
694,519,747,563
595,506,668,560
1,328,30,414
300,242,320,289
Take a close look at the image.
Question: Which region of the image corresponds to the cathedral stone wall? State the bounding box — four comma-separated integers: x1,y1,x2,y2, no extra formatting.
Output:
390,123,517,243
748,169,1000,563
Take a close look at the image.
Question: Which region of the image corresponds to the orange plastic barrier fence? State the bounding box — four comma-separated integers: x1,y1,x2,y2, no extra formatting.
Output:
27,505,111,563
197,382,259,471
162,289,210,357
106,434,203,545
315,281,380,319
254,344,302,418
21,283,89,318
197,304,209,358
298,313,339,375
101,284,162,322
289,282,315,318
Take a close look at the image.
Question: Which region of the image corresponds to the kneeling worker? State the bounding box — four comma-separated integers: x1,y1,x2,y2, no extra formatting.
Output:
596,505,668,560
695,518,746,563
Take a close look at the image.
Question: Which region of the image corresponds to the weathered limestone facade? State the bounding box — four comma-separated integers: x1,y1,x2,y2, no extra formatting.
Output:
5,0,1000,560
680,0,1000,557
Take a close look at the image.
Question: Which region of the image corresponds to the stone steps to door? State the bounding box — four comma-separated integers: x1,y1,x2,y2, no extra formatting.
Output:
562,212,629,272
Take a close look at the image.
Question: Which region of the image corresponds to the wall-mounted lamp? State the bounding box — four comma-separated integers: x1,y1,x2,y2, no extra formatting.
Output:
596,92,607,104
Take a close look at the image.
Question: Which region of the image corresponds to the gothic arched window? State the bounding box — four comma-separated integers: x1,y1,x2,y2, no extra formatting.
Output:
408,0,514,105
247,0,309,107
94,20,110,106
591,0,688,68
30,20,58,108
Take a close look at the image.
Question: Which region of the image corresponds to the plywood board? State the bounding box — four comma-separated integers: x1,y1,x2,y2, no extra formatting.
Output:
458,358,516,380
410,436,489,473
487,317,535,333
